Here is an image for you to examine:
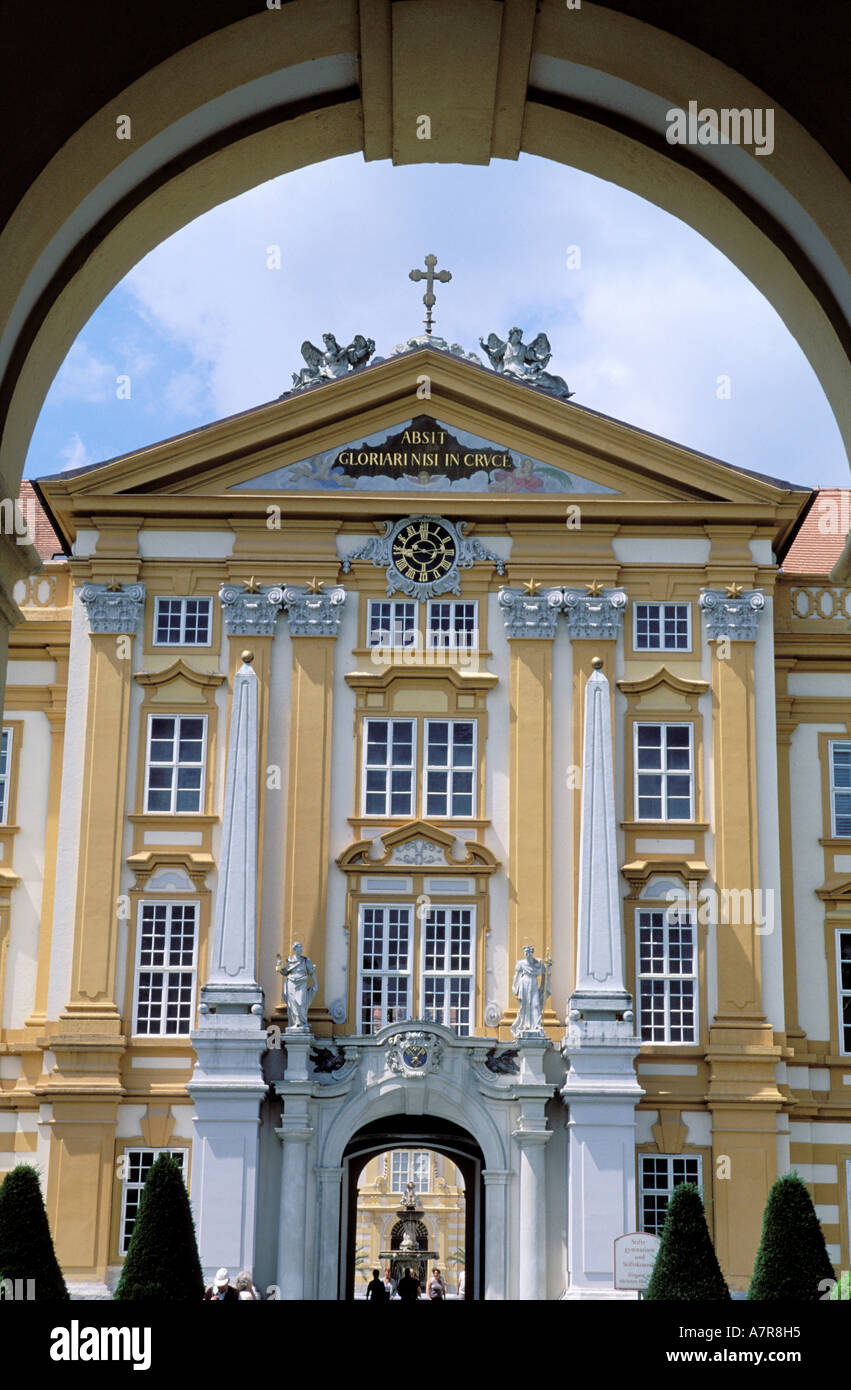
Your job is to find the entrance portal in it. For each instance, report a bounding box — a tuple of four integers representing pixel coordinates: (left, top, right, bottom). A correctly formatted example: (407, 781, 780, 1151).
(343, 1116, 484, 1300)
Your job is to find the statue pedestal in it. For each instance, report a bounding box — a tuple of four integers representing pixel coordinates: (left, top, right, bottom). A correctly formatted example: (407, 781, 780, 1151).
(274, 1031, 316, 1299)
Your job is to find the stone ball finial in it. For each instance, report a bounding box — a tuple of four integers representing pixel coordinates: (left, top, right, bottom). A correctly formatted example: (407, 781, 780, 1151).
(591, 656, 604, 670)
(241, 649, 255, 665)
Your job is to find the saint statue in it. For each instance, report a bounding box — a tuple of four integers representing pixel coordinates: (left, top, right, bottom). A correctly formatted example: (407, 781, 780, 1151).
(403, 1180, 417, 1210)
(276, 942, 318, 1031)
(510, 945, 552, 1037)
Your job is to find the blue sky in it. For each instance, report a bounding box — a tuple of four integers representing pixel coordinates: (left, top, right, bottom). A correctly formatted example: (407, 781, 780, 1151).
(25, 152, 847, 488)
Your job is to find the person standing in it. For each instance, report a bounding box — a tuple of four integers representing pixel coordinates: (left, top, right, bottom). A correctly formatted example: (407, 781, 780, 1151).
(204, 1268, 239, 1301)
(396, 1267, 421, 1302)
(427, 1267, 446, 1301)
(365, 1268, 388, 1302)
(235, 1270, 260, 1300)
(382, 1266, 397, 1300)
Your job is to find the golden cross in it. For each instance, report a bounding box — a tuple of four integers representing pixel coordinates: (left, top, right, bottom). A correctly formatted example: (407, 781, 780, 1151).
(306, 577, 325, 594)
(585, 580, 605, 597)
(523, 577, 542, 595)
(243, 576, 261, 593)
(725, 582, 745, 598)
(409, 253, 452, 336)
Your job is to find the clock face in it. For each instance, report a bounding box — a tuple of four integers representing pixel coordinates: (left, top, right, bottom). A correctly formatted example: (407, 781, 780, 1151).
(391, 519, 457, 587)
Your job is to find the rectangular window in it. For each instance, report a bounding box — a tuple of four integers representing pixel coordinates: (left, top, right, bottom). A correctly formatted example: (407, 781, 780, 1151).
(635, 723, 693, 821)
(363, 719, 416, 816)
(424, 720, 476, 817)
(145, 715, 206, 814)
(120, 1148, 187, 1254)
(637, 909, 697, 1043)
(422, 906, 474, 1036)
(153, 597, 212, 646)
(634, 602, 691, 652)
(639, 1154, 702, 1235)
(830, 742, 851, 837)
(0, 727, 12, 825)
(133, 901, 198, 1035)
(427, 601, 478, 651)
(368, 600, 417, 649)
(837, 932, 851, 1055)
(390, 1150, 431, 1195)
(358, 904, 413, 1034)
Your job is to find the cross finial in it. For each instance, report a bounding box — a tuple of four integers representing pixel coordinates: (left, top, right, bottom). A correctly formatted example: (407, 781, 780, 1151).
(409, 253, 452, 336)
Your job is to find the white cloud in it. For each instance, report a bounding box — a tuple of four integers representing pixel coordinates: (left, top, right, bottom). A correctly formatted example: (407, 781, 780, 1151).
(51, 342, 115, 404)
(59, 433, 94, 472)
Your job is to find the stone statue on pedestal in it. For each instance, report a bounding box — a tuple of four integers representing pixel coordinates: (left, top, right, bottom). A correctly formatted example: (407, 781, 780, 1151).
(510, 945, 552, 1037)
(276, 943, 318, 1030)
(479, 327, 574, 400)
(290, 333, 375, 390)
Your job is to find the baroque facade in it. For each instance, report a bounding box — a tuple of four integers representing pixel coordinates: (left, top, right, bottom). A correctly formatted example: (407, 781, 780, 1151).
(2, 346, 850, 1298)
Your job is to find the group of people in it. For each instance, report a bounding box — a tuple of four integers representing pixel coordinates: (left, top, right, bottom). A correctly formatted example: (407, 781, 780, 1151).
(203, 1268, 262, 1301)
(365, 1266, 464, 1301)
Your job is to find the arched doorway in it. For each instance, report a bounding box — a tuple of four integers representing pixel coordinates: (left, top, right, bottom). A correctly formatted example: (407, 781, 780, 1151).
(342, 1116, 484, 1301)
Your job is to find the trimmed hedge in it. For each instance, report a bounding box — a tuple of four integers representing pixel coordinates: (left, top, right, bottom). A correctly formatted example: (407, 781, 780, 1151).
(0, 1164, 69, 1301)
(114, 1154, 204, 1301)
(644, 1183, 730, 1301)
(748, 1172, 834, 1301)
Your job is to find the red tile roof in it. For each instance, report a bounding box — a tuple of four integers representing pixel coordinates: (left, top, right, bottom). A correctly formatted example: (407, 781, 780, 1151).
(782, 489, 851, 575)
(19, 482, 65, 561)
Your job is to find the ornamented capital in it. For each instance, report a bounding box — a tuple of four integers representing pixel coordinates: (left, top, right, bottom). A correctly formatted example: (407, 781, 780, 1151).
(561, 588, 627, 641)
(80, 581, 146, 634)
(498, 586, 562, 639)
(281, 585, 346, 637)
(218, 583, 283, 637)
(698, 588, 765, 641)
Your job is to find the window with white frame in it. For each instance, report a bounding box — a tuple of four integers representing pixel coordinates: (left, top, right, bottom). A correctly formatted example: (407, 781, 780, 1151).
(637, 909, 697, 1043)
(0, 727, 12, 824)
(359, 905, 413, 1033)
(830, 742, 851, 837)
(363, 719, 416, 816)
(368, 600, 417, 649)
(119, 1148, 187, 1254)
(635, 723, 693, 820)
(390, 1150, 431, 1195)
(422, 906, 474, 1034)
(145, 715, 206, 814)
(133, 901, 199, 1035)
(427, 601, 478, 651)
(424, 720, 476, 817)
(153, 597, 212, 646)
(634, 602, 691, 652)
(639, 1154, 702, 1235)
(837, 931, 851, 1055)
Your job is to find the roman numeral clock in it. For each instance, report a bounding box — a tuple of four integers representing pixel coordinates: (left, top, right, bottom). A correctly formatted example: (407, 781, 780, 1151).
(342, 514, 505, 598)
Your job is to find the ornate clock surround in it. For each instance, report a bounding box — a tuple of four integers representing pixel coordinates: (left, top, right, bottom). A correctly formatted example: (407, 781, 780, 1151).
(341, 513, 505, 599)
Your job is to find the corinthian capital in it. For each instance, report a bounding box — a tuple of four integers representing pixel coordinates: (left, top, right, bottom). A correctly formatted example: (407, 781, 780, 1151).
(498, 587, 562, 639)
(561, 589, 627, 641)
(80, 581, 146, 634)
(281, 585, 347, 637)
(218, 583, 283, 637)
(698, 588, 765, 642)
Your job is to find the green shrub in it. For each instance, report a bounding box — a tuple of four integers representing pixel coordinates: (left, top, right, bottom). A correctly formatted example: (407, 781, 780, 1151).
(644, 1183, 729, 1301)
(0, 1164, 69, 1301)
(114, 1154, 204, 1301)
(749, 1172, 834, 1301)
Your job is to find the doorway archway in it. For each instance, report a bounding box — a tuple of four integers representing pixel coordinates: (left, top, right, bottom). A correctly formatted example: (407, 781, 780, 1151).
(342, 1116, 485, 1301)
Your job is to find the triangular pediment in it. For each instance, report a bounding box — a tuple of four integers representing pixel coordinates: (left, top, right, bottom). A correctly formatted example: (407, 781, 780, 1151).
(37, 347, 810, 549)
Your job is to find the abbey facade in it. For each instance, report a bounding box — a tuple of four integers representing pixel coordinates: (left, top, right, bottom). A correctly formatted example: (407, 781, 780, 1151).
(2, 345, 849, 1298)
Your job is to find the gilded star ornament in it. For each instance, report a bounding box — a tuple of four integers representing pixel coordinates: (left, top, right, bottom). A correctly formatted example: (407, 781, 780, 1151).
(306, 577, 325, 595)
(725, 582, 745, 598)
(523, 577, 542, 595)
(243, 576, 261, 594)
(585, 580, 605, 597)
(105, 577, 122, 592)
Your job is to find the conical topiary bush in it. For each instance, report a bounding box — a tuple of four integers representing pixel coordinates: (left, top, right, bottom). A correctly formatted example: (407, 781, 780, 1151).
(748, 1172, 834, 1301)
(644, 1182, 730, 1300)
(114, 1154, 204, 1301)
(0, 1164, 69, 1300)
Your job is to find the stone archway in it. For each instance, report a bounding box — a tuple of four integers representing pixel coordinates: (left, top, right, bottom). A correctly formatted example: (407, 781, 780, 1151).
(342, 1116, 484, 1301)
(1, 2, 848, 632)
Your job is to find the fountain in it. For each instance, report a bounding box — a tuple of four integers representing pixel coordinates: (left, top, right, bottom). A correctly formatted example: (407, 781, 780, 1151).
(379, 1181, 438, 1288)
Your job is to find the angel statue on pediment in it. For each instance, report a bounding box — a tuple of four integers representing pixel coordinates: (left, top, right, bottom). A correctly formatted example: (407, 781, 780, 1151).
(289, 332, 376, 391)
(479, 327, 574, 401)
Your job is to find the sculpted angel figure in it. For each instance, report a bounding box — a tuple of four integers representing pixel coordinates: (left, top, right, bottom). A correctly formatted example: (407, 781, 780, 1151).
(290, 332, 376, 389)
(276, 942, 318, 1031)
(479, 327, 574, 401)
(510, 945, 552, 1037)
